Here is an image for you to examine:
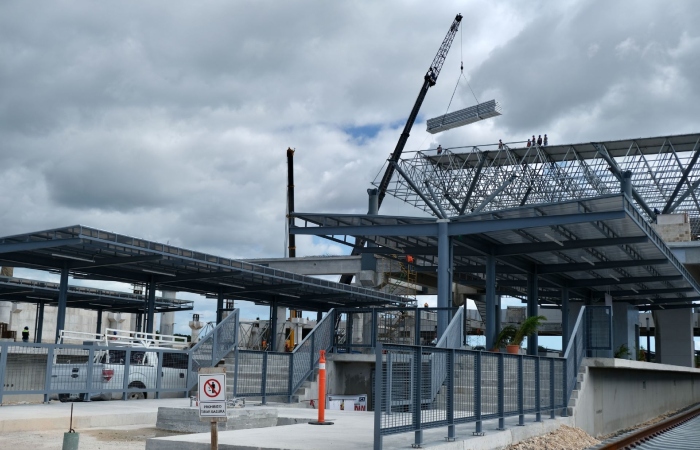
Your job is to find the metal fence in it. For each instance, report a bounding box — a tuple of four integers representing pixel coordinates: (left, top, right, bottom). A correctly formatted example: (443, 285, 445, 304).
(374, 305, 611, 449)
(189, 309, 239, 389)
(231, 308, 335, 403)
(334, 307, 459, 352)
(0, 342, 190, 404)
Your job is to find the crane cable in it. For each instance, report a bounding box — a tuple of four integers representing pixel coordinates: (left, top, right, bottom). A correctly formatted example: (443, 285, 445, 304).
(440, 24, 480, 126)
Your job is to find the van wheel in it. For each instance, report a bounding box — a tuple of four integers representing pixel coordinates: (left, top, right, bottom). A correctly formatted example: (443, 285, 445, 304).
(127, 382, 147, 400)
(58, 394, 69, 402)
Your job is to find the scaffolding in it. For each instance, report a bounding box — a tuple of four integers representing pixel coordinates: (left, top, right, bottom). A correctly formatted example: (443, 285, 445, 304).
(374, 133, 700, 234)
(381, 255, 418, 304)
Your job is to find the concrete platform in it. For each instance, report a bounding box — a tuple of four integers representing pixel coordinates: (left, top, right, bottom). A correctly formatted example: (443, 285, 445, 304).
(0, 398, 185, 433)
(146, 409, 573, 450)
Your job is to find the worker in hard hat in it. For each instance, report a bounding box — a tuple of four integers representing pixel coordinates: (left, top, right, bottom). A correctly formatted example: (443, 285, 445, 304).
(22, 326, 30, 342)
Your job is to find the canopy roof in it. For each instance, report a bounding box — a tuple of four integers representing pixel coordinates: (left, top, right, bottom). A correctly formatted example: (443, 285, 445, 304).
(0, 225, 409, 311)
(291, 194, 700, 310)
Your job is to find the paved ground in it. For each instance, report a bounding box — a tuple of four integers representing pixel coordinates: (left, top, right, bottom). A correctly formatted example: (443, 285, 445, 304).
(0, 398, 574, 450)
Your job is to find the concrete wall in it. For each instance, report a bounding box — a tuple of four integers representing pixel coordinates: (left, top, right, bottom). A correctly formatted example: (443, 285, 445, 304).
(326, 355, 375, 409)
(574, 359, 700, 437)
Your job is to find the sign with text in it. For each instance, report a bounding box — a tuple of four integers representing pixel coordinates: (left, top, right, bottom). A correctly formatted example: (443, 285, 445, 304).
(198, 367, 227, 421)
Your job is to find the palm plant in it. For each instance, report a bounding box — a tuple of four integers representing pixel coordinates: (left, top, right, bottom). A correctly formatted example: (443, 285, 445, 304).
(493, 325, 517, 350)
(511, 315, 547, 347)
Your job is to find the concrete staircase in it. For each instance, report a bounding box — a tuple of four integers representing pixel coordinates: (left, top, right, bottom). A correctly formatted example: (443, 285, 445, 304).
(565, 364, 588, 417)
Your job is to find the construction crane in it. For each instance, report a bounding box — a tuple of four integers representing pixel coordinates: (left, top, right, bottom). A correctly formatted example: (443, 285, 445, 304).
(340, 13, 463, 285)
(376, 13, 463, 207)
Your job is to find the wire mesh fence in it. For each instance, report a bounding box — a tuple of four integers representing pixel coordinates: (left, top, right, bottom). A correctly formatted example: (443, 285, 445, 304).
(375, 305, 612, 449)
(0, 342, 191, 404)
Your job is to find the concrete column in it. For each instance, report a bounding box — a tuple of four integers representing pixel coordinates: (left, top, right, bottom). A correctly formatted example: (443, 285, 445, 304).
(160, 290, 176, 335)
(654, 308, 694, 367)
(0, 301, 11, 325)
(437, 219, 452, 339)
(612, 302, 637, 360)
(55, 262, 69, 342)
(485, 255, 496, 350)
(526, 271, 539, 355)
(146, 277, 156, 334)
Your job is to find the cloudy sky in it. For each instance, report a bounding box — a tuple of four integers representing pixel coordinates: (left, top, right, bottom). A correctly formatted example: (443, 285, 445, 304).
(1, 1, 699, 334)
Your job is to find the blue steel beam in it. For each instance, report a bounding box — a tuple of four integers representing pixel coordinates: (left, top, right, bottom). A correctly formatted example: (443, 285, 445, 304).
(0, 238, 83, 254)
(567, 275, 683, 288)
(538, 258, 669, 274)
(290, 210, 627, 238)
(72, 254, 164, 269)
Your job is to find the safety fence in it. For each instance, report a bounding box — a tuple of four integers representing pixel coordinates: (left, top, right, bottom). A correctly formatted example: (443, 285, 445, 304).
(231, 308, 335, 403)
(334, 307, 459, 351)
(0, 342, 190, 404)
(188, 309, 239, 390)
(373, 306, 611, 449)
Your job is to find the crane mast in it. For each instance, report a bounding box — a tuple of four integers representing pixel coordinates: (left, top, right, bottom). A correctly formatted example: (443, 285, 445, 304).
(376, 13, 463, 207)
(339, 14, 462, 286)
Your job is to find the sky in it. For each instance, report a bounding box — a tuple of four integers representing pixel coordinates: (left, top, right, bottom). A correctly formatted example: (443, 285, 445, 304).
(1, 0, 700, 336)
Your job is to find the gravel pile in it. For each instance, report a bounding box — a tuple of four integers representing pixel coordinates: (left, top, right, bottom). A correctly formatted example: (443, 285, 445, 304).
(505, 425, 600, 450)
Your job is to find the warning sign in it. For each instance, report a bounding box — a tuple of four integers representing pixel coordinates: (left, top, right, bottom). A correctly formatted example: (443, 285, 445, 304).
(198, 372, 226, 402)
(200, 400, 227, 417)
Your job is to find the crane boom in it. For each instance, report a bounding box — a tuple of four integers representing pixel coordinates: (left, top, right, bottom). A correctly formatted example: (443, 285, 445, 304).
(376, 13, 463, 207)
(338, 14, 462, 286)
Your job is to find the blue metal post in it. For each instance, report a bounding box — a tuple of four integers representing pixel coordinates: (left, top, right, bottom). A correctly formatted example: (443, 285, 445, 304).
(261, 352, 268, 405)
(561, 287, 570, 352)
(518, 356, 524, 426)
(485, 254, 496, 350)
(497, 353, 505, 430)
(414, 307, 421, 346)
(0, 343, 6, 404)
(413, 346, 423, 447)
(146, 276, 156, 334)
(155, 348, 163, 400)
(216, 288, 224, 324)
(43, 346, 54, 403)
(549, 359, 556, 419)
(437, 219, 451, 339)
(535, 357, 541, 422)
(374, 343, 383, 450)
(474, 351, 483, 435)
(527, 271, 539, 356)
(447, 349, 456, 440)
(562, 357, 569, 417)
(270, 301, 278, 352)
(85, 346, 95, 402)
(55, 263, 69, 343)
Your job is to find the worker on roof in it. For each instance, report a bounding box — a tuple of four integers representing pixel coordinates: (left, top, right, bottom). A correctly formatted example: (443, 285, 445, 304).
(544, 134, 548, 146)
(498, 139, 504, 149)
(527, 139, 531, 148)
(537, 135, 543, 146)
(437, 145, 443, 155)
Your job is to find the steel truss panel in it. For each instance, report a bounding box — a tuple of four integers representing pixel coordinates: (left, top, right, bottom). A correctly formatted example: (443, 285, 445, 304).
(426, 100, 502, 134)
(376, 133, 700, 235)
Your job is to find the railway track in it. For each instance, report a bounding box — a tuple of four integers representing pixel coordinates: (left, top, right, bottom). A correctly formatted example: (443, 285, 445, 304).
(593, 404, 700, 449)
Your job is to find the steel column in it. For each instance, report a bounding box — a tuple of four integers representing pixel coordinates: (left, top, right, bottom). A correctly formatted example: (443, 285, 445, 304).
(527, 271, 539, 356)
(216, 288, 224, 324)
(437, 219, 451, 338)
(55, 262, 69, 343)
(95, 308, 103, 335)
(36, 302, 45, 343)
(146, 276, 156, 334)
(561, 287, 570, 351)
(270, 301, 278, 352)
(485, 254, 497, 350)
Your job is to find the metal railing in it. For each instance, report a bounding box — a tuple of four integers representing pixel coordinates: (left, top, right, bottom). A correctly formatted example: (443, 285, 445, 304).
(374, 306, 611, 449)
(188, 309, 239, 390)
(334, 307, 459, 351)
(232, 309, 335, 403)
(0, 342, 190, 404)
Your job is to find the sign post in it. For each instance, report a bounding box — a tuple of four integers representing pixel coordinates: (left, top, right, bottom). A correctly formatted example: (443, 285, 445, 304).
(198, 367, 227, 450)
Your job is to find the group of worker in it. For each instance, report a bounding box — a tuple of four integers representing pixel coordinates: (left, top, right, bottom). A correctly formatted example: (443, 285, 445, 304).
(527, 134, 548, 147)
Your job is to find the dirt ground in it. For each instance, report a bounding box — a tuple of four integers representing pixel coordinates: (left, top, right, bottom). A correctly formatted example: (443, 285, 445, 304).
(0, 424, 183, 450)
